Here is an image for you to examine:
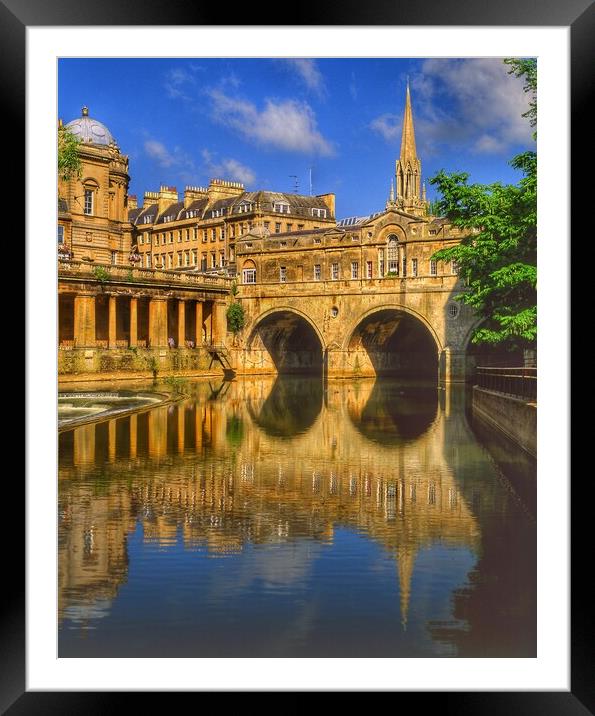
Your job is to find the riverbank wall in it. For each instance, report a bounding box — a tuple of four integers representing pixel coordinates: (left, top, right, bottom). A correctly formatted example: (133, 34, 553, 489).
(471, 386, 536, 458)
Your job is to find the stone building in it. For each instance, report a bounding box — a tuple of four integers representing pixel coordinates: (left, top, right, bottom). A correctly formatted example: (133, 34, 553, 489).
(234, 85, 476, 381)
(129, 181, 336, 273)
(58, 106, 134, 266)
(57, 87, 480, 382)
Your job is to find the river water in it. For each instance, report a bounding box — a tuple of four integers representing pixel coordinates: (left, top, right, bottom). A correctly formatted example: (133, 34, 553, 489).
(58, 376, 536, 657)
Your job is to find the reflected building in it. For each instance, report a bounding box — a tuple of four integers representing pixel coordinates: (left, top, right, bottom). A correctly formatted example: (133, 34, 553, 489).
(57, 377, 518, 633)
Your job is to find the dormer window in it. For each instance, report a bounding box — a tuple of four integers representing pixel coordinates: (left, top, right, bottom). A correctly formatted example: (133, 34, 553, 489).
(311, 208, 327, 218)
(237, 202, 253, 214)
(142, 215, 152, 224)
(273, 202, 290, 214)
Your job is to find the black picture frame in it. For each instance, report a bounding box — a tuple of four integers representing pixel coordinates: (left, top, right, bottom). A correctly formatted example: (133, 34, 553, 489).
(11, 0, 587, 709)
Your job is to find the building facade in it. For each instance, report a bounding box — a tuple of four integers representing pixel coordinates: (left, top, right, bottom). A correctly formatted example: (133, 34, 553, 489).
(58, 88, 478, 381)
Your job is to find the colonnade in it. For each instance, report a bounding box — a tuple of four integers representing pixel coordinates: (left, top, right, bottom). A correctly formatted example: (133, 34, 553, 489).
(59, 292, 228, 349)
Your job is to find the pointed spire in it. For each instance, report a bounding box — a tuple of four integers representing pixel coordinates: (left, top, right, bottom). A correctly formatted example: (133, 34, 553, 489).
(397, 546, 416, 630)
(390, 178, 394, 202)
(422, 181, 427, 201)
(399, 81, 417, 163)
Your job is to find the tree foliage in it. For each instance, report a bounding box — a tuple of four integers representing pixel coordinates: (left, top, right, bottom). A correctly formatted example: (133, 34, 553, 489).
(430, 58, 537, 350)
(58, 125, 82, 182)
(226, 301, 246, 335)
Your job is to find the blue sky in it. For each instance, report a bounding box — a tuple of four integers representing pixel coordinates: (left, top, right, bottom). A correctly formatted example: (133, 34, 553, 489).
(58, 58, 535, 218)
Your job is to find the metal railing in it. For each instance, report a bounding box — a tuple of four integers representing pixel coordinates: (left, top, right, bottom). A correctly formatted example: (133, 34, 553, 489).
(476, 366, 537, 401)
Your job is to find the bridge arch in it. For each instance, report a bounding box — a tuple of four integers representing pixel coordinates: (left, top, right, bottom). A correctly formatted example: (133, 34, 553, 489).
(246, 306, 325, 375)
(343, 304, 442, 379)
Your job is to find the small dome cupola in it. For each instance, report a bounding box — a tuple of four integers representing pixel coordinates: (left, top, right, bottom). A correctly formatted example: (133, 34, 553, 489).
(64, 106, 115, 146)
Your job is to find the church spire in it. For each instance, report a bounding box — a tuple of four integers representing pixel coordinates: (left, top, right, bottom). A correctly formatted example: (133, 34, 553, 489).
(394, 82, 427, 216)
(399, 80, 418, 163)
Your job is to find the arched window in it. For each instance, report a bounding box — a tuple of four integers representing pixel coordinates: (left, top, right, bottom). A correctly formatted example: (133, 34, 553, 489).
(387, 234, 399, 274)
(242, 259, 256, 284)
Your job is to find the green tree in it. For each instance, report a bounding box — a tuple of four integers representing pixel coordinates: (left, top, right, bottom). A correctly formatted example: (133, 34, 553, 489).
(58, 124, 82, 182)
(226, 301, 246, 338)
(430, 58, 537, 350)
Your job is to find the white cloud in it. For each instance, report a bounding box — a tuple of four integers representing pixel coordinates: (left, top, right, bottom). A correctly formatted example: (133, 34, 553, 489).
(370, 113, 402, 142)
(370, 59, 534, 156)
(143, 138, 196, 183)
(163, 68, 195, 100)
(144, 139, 177, 168)
(207, 89, 335, 157)
(201, 149, 256, 185)
(280, 59, 326, 97)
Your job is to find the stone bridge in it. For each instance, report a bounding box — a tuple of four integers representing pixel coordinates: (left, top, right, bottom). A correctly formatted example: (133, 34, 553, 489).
(231, 273, 478, 383)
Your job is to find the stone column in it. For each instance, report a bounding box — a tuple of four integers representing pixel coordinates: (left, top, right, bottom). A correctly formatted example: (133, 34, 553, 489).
(108, 295, 117, 348)
(73, 293, 96, 348)
(148, 297, 168, 348)
(129, 297, 138, 348)
(195, 301, 203, 346)
(177, 298, 186, 348)
(440, 348, 467, 384)
(211, 301, 227, 345)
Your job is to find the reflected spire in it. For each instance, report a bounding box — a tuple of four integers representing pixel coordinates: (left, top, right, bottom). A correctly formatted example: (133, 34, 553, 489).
(397, 546, 416, 630)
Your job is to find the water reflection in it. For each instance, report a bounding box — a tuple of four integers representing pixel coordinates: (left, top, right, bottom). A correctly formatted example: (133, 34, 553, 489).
(58, 376, 535, 657)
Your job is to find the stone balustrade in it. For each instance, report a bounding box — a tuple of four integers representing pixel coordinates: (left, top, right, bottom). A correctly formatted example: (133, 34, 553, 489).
(58, 259, 232, 291)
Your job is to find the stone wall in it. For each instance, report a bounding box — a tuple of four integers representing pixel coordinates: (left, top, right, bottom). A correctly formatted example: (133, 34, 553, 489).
(471, 386, 536, 458)
(58, 347, 223, 378)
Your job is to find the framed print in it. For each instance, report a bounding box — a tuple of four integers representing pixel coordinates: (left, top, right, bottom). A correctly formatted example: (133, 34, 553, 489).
(9, 0, 587, 709)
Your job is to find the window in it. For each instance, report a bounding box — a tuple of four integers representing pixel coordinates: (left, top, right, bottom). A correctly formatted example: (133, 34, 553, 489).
(184, 251, 190, 266)
(452, 260, 459, 275)
(191, 250, 197, 265)
(221, 227, 225, 241)
(351, 235, 359, 241)
(57, 225, 64, 244)
(448, 303, 460, 318)
(111, 251, 118, 265)
(366, 261, 373, 279)
(273, 202, 290, 213)
(411, 258, 418, 276)
(314, 237, 321, 244)
(142, 215, 152, 225)
(83, 189, 93, 215)
(311, 208, 327, 218)
(314, 264, 321, 281)
(168, 253, 173, 268)
(264, 221, 270, 231)
(387, 235, 399, 273)
(193, 228, 198, 240)
(154, 235, 159, 246)
(331, 262, 339, 280)
(177, 231, 182, 242)
(202, 230, 207, 243)
(161, 234, 166, 245)
(219, 251, 225, 267)
(275, 222, 281, 233)
(145, 254, 151, 268)
(138, 234, 143, 246)
(243, 268, 256, 284)
(169, 232, 173, 244)
(402, 257, 407, 277)
(211, 253, 216, 268)
(430, 259, 437, 276)
(186, 229, 190, 241)
(351, 261, 359, 279)
(177, 252, 182, 267)
(429, 229, 437, 235)
(279, 266, 287, 283)
(379, 258, 385, 276)
(280, 241, 287, 247)
(297, 224, 304, 231)
(245, 242, 252, 249)
(237, 202, 253, 214)
(286, 223, 293, 232)
(230, 225, 235, 238)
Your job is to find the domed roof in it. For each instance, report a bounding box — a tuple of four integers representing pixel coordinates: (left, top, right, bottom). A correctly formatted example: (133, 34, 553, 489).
(64, 106, 115, 146)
